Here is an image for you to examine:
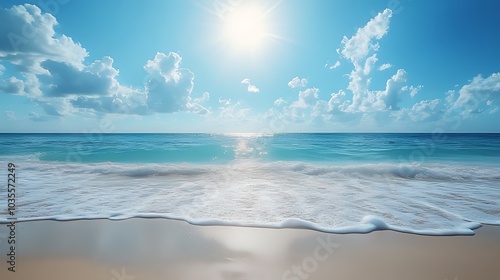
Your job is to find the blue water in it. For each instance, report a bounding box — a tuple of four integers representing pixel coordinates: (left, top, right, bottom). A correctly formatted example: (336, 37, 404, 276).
(0, 133, 499, 235)
(1, 133, 499, 164)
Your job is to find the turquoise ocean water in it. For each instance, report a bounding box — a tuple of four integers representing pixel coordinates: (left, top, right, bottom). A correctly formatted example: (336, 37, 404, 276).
(0, 133, 499, 235)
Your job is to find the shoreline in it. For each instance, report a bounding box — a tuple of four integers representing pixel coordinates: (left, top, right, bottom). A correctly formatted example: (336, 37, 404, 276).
(0, 215, 484, 236)
(1, 218, 499, 280)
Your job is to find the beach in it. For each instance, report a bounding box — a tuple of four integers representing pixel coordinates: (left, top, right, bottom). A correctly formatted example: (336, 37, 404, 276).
(1, 219, 500, 280)
(1, 0, 500, 278)
(1, 133, 499, 279)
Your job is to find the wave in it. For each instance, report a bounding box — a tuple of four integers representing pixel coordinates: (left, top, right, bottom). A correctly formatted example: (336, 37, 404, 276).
(80, 160, 500, 182)
(0, 214, 483, 236)
(0, 158, 499, 236)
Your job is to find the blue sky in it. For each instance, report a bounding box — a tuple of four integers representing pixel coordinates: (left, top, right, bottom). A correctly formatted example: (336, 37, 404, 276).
(1, 0, 499, 133)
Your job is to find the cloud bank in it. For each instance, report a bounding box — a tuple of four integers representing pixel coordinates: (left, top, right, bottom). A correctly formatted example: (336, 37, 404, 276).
(0, 4, 208, 119)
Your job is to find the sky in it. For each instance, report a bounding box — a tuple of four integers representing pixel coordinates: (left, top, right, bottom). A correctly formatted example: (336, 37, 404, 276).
(0, 0, 499, 133)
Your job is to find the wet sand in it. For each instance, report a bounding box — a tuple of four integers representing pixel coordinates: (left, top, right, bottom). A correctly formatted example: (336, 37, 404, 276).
(1, 218, 499, 280)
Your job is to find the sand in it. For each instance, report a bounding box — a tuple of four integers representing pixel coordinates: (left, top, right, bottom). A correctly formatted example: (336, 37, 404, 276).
(1, 218, 499, 280)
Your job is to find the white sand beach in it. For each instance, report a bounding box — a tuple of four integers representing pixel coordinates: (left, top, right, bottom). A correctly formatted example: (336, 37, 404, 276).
(1, 219, 499, 280)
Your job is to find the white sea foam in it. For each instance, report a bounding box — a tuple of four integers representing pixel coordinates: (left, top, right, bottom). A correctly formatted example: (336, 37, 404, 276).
(0, 158, 499, 235)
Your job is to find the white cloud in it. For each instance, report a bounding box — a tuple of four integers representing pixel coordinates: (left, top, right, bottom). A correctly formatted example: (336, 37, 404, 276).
(0, 64, 4, 76)
(343, 68, 409, 113)
(0, 4, 87, 74)
(0, 3, 205, 118)
(378, 63, 392, 71)
(187, 102, 210, 115)
(241, 78, 260, 93)
(327, 90, 347, 110)
(363, 54, 378, 75)
(194, 91, 210, 103)
(0, 4, 216, 120)
(336, 9, 419, 113)
(42, 56, 119, 97)
(23, 73, 42, 97)
(0, 76, 25, 94)
(70, 87, 148, 115)
(277, 87, 320, 122)
(38, 97, 74, 116)
(340, 9, 395, 112)
(377, 69, 408, 110)
(294, 88, 319, 108)
(341, 9, 392, 65)
(263, 9, 430, 129)
(329, 61, 341, 69)
(0, 72, 42, 98)
(266, 9, 419, 126)
(219, 99, 250, 120)
(487, 100, 493, 106)
(450, 72, 500, 117)
(57, 52, 198, 116)
(143, 52, 195, 113)
(274, 97, 287, 106)
(408, 99, 443, 122)
(68, 52, 194, 116)
(288, 77, 308, 89)
(445, 90, 456, 105)
(189, 91, 211, 115)
(403, 85, 423, 98)
(218, 98, 231, 105)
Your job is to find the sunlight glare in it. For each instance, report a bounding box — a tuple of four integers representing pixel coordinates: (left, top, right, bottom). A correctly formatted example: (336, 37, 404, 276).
(223, 5, 268, 51)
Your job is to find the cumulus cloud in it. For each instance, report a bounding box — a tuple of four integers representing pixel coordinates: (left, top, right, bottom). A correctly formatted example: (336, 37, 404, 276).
(70, 88, 148, 115)
(340, 9, 399, 112)
(448, 72, 500, 117)
(403, 85, 423, 98)
(274, 97, 287, 106)
(392, 72, 500, 124)
(0, 4, 87, 74)
(144, 52, 195, 113)
(219, 99, 250, 119)
(0, 4, 207, 119)
(241, 78, 260, 93)
(58, 52, 199, 116)
(293, 88, 319, 108)
(266, 9, 425, 127)
(0, 72, 42, 98)
(341, 9, 392, 65)
(0, 76, 25, 94)
(327, 90, 347, 110)
(42, 56, 119, 97)
(378, 63, 392, 71)
(288, 77, 308, 89)
(277, 87, 320, 122)
(377, 69, 407, 110)
(334, 9, 421, 114)
(408, 99, 443, 121)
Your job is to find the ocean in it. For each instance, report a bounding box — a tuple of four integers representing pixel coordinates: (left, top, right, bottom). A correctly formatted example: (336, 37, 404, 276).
(1, 133, 499, 235)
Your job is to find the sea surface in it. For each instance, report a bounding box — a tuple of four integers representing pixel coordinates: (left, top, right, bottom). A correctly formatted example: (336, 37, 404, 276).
(0, 133, 499, 235)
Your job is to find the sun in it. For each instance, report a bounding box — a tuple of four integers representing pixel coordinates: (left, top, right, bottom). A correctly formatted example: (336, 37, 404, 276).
(223, 5, 269, 51)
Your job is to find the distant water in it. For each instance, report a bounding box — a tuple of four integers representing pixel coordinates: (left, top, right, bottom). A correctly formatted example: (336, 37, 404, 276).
(0, 133, 499, 235)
